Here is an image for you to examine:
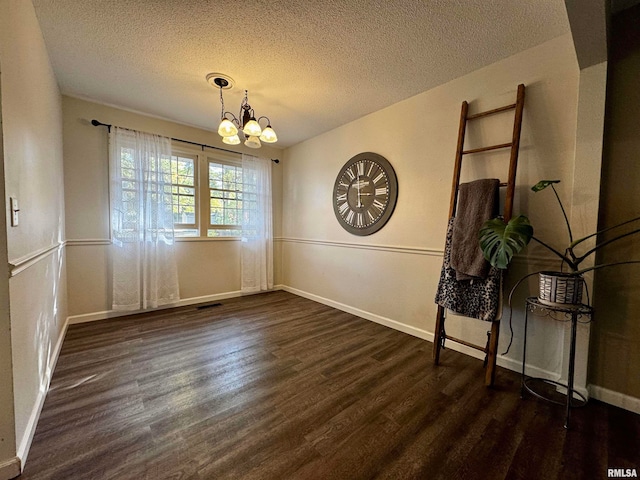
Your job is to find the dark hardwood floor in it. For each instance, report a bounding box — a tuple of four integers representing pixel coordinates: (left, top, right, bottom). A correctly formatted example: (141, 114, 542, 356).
(19, 291, 639, 479)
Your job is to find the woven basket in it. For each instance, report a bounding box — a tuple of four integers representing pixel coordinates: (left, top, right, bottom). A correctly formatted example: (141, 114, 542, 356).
(538, 272, 583, 307)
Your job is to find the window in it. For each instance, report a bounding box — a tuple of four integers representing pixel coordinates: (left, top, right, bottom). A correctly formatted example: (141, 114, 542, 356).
(167, 146, 245, 238)
(208, 160, 243, 237)
(170, 153, 197, 237)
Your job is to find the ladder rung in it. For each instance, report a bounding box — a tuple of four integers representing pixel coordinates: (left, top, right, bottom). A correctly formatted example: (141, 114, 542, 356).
(456, 181, 508, 192)
(444, 334, 487, 352)
(462, 142, 512, 155)
(467, 103, 517, 120)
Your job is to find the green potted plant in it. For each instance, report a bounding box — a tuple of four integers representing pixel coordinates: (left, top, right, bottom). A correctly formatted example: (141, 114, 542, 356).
(479, 180, 640, 306)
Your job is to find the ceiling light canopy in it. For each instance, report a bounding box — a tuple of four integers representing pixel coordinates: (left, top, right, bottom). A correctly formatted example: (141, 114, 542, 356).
(207, 73, 278, 149)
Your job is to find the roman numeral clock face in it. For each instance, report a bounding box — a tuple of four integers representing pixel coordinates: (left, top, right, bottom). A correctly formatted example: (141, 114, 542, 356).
(332, 152, 398, 236)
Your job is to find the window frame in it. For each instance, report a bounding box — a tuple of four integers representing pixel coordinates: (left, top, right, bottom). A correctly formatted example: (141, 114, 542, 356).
(170, 151, 199, 236)
(204, 156, 244, 237)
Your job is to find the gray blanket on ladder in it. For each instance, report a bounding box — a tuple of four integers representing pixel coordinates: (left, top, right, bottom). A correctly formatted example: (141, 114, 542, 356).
(435, 218, 502, 322)
(451, 179, 499, 280)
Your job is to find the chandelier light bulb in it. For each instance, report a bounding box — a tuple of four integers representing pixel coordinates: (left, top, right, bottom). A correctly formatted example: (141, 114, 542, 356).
(243, 118, 262, 137)
(218, 118, 238, 137)
(259, 126, 278, 143)
(222, 134, 241, 145)
(244, 136, 262, 149)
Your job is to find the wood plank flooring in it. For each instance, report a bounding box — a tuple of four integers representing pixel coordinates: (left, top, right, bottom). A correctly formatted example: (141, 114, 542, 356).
(19, 291, 640, 479)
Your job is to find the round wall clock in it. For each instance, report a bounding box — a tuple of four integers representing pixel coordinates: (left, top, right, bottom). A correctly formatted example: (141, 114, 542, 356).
(332, 152, 398, 236)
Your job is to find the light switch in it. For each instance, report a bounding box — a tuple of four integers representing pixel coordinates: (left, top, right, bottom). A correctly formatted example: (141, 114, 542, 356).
(10, 197, 19, 227)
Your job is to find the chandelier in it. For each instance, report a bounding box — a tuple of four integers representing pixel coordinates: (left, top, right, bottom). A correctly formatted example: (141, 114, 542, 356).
(207, 73, 278, 149)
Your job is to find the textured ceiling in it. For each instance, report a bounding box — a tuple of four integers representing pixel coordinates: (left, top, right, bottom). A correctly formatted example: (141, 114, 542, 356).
(32, 0, 570, 148)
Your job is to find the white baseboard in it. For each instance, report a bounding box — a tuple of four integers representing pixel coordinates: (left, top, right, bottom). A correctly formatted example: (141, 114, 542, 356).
(0, 457, 20, 480)
(173, 290, 245, 306)
(16, 315, 70, 470)
(67, 290, 245, 324)
(589, 385, 640, 414)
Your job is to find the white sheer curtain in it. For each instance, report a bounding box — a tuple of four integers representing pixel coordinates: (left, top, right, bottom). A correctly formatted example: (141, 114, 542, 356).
(241, 154, 273, 292)
(109, 126, 180, 310)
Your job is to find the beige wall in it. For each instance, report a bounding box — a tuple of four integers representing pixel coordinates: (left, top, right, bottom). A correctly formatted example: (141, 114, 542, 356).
(0, 54, 16, 477)
(281, 34, 584, 385)
(591, 5, 640, 402)
(62, 96, 283, 318)
(0, 0, 68, 475)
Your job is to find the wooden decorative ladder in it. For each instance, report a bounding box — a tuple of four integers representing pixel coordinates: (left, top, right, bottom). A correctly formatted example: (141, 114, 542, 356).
(432, 84, 526, 386)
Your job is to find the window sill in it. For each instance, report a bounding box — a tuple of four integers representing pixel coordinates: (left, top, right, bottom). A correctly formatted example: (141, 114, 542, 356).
(175, 236, 241, 242)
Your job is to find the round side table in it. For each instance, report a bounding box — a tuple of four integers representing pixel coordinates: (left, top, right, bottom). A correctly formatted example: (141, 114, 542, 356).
(521, 297, 593, 429)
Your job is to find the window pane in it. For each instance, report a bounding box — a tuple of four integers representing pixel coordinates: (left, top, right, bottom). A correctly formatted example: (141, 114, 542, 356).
(210, 207, 223, 224)
(122, 167, 135, 179)
(209, 163, 223, 189)
(208, 228, 242, 237)
(222, 164, 238, 191)
(171, 156, 195, 186)
(121, 149, 135, 169)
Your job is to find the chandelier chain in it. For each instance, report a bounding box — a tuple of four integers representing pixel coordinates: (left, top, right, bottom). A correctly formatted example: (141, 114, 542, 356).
(219, 87, 225, 120)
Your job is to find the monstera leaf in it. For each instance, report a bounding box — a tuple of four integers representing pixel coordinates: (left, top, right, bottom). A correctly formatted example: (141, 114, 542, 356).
(531, 179, 560, 192)
(479, 215, 534, 269)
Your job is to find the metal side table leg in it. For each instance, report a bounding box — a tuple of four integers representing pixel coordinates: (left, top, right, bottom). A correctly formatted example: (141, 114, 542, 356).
(521, 306, 530, 398)
(565, 310, 579, 429)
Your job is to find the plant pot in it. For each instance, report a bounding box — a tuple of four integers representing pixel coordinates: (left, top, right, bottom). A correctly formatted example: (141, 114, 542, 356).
(538, 271, 584, 307)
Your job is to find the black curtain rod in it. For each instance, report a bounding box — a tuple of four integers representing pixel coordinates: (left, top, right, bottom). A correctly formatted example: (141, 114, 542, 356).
(91, 119, 280, 164)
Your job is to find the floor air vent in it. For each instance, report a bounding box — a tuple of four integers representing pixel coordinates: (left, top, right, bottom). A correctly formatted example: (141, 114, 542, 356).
(196, 302, 222, 310)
